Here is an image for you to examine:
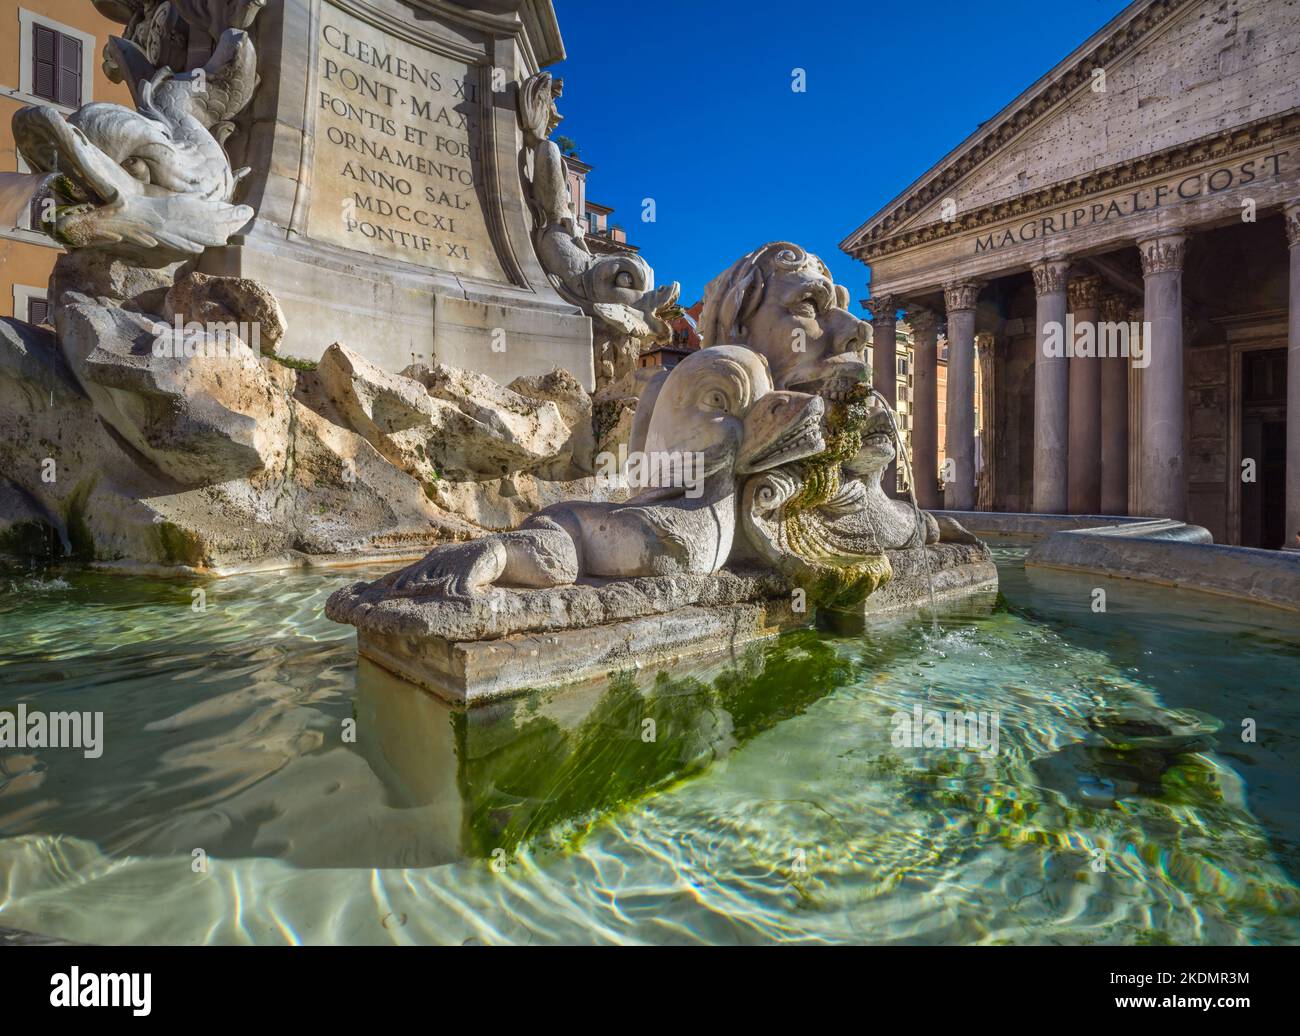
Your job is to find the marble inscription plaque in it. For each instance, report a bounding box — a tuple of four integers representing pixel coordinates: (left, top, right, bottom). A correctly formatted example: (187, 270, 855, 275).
(307, 4, 507, 281)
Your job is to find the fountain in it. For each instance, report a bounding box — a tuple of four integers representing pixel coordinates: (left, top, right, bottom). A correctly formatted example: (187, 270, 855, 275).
(0, 0, 1297, 954)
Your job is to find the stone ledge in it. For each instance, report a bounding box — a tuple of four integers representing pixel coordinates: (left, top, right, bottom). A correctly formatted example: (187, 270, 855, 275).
(329, 541, 999, 703)
(861, 542, 998, 615)
(1028, 525, 1300, 614)
(933, 510, 1213, 543)
(326, 564, 796, 643)
(357, 597, 805, 706)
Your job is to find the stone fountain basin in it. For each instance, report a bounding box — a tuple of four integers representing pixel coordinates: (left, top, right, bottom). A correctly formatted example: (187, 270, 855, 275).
(326, 542, 998, 705)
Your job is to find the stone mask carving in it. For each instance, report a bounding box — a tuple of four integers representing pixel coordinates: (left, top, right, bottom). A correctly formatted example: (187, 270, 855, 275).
(687, 242, 979, 605)
(698, 241, 870, 396)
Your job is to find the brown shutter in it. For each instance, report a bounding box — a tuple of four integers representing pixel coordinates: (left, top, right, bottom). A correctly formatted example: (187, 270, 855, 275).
(31, 26, 82, 106)
(32, 24, 57, 101)
(28, 297, 51, 326)
(56, 33, 82, 107)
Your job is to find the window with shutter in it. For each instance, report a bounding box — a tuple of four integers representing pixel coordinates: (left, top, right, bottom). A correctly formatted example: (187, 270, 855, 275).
(57, 35, 82, 107)
(31, 24, 83, 108)
(28, 297, 51, 326)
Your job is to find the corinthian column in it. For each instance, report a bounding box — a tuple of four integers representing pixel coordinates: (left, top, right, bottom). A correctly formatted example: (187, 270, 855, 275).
(943, 280, 982, 511)
(1099, 294, 1131, 515)
(1067, 275, 1103, 513)
(976, 331, 996, 511)
(1136, 233, 1187, 521)
(1032, 257, 1070, 513)
(1286, 203, 1300, 550)
(908, 306, 941, 509)
(867, 293, 900, 495)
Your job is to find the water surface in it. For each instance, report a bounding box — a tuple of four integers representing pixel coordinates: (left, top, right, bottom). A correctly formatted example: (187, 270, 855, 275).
(1, 550, 1297, 944)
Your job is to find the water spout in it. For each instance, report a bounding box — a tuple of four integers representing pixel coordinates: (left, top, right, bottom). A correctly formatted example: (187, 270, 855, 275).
(869, 388, 938, 630)
(0, 172, 49, 230)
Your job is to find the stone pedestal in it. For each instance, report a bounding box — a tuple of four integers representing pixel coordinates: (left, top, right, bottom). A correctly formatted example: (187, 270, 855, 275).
(1136, 234, 1188, 521)
(943, 281, 981, 511)
(352, 636, 853, 860)
(328, 566, 805, 704)
(1032, 258, 1070, 513)
(852, 542, 997, 619)
(328, 543, 999, 703)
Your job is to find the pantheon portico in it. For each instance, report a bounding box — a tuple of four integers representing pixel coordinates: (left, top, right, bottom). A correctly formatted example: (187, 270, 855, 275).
(842, 0, 1299, 548)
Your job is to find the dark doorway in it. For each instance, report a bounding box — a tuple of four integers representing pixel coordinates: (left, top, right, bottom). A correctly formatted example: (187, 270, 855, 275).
(1239, 348, 1287, 549)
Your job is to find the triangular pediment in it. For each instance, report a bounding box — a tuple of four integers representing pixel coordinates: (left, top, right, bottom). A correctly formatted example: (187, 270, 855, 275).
(841, 0, 1300, 259)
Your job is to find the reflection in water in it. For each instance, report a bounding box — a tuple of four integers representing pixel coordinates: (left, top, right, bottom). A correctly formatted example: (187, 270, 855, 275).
(0, 551, 1298, 945)
(356, 632, 854, 859)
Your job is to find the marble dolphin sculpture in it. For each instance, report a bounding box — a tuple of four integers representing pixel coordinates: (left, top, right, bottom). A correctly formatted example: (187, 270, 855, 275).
(13, 27, 257, 266)
(387, 346, 827, 598)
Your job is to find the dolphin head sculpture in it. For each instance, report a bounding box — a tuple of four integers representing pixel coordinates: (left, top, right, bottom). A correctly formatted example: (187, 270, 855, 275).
(642, 345, 826, 486)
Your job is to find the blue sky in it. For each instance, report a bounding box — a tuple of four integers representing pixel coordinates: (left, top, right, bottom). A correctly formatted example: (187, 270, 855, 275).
(551, 0, 1132, 313)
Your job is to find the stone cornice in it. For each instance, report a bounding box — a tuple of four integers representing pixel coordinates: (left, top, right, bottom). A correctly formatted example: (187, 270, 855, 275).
(845, 108, 1300, 264)
(1138, 233, 1187, 275)
(841, 0, 1198, 258)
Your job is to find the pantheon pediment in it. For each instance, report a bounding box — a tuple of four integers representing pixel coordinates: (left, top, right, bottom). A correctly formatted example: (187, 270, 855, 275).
(843, 0, 1300, 269)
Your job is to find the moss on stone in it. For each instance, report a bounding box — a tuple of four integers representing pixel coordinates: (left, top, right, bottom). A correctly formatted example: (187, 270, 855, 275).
(0, 519, 60, 560)
(269, 354, 318, 371)
(63, 480, 96, 561)
(154, 521, 205, 567)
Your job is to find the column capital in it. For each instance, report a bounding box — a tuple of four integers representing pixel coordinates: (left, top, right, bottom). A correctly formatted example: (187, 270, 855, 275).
(1137, 233, 1187, 275)
(1099, 293, 1130, 323)
(943, 280, 983, 313)
(974, 331, 995, 355)
(1067, 275, 1104, 311)
(1285, 202, 1300, 248)
(1031, 257, 1070, 296)
(906, 306, 941, 337)
(865, 294, 900, 324)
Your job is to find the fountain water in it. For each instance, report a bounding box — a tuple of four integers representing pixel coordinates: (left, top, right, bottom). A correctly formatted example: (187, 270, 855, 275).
(0, 172, 48, 230)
